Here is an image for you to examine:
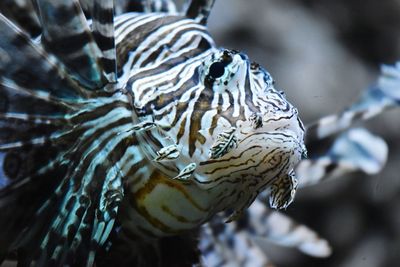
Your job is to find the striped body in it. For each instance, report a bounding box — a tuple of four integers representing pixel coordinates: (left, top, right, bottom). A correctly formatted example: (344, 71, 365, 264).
(108, 12, 306, 237)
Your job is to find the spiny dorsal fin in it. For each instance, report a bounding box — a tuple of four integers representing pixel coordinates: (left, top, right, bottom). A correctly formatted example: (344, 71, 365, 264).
(185, 0, 215, 24)
(34, 0, 108, 89)
(143, 0, 177, 13)
(0, 13, 86, 99)
(91, 0, 117, 83)
(98, 0, 177, 14)
(0, 0, 41, 37)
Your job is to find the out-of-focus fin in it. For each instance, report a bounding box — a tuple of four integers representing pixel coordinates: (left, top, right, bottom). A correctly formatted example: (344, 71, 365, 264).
(0, 0, 41, 37)
(200, 197, 331, 267)
(185, 0, 215, 24)
(199, 219, 274, 267)
(97, 0, 177, 14)
(306, 62, 400, 143)
(247, 200, 332, 258)
(144, 0, 177, 13)
(34, 0, 108, 89)
(0, 13, 86, 99)
(297, 128, 388, 188)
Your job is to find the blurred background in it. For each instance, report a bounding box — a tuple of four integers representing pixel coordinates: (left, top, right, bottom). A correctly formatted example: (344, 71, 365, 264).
(208, 0, 400, 266)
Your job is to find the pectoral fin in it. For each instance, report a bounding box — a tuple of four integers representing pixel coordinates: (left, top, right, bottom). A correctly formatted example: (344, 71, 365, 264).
(269, 170, 298, 209)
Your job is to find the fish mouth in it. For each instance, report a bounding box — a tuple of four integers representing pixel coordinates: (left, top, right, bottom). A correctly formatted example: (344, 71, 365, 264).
(192, 130, 304, 216)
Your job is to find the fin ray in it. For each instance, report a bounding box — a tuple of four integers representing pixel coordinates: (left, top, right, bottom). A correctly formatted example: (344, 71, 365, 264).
(34, 0, 108, 89)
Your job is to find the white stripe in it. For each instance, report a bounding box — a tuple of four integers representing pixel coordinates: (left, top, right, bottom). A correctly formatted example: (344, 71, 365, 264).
(115, 14, 166, 44)
(134, 21, 206, 66)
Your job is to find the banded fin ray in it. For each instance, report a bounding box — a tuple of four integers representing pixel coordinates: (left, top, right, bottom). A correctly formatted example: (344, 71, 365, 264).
(200, 218, 273, 267)
(0, 11, 80, 191)
(142, 0, 178, 13)
(200, 199, 331, 266)
(0, 0, 41, 37)
(0, 96, 133, 266)
(0, 13, 86, 99)
(34, 0, 108, 89)
(299, 63, 399, 187)
(185, 0, 215, 24)
(91, 0, 117, 83)
(248, 200, 331, 258)
(0, 4, 133, 264)
(306, 62, 400, 143)
(84, 0, 177, 15)
(9, 100, 134, 266)
(297, 128, 388, 188)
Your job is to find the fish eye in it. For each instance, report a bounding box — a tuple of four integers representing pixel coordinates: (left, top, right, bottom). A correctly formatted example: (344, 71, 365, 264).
(208, 61, 225, 79)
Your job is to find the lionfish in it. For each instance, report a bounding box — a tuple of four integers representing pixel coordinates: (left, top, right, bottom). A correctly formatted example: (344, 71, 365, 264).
(0, 0, 399, 266)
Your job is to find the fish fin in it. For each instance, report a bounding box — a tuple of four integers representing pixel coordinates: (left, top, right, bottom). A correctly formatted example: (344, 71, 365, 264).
(0, 13, 87, 99)
(200, 199, 331, 266)
(0, 0, 41, 37)
(185, 0, 215, 24)
(269, 170, 298, 210)
(247, 200, 332, 258)
(297, 128, 388, 188)
(145, 0, 178, 13)
(104, 0, 177, 14)
(0, 97, 130, 266)
(31, 158, 125, 267)
(33, 0, 108, 89)
(306, 62, 400, 143)
(0, 15, 88, 261)
(200, 217, 273, 267)
(88, 175, 124, 266)
(3, 123, 134, 266)
(91, 0, 117, 83)
(0, 9, 133, 265)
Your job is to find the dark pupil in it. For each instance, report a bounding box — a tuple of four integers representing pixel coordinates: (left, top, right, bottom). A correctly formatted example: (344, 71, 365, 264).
(209, 62, 225, 78)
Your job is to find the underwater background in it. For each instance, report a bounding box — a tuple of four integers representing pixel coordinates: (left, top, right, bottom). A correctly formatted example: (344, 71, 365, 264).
(209, 0, 400, 266)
